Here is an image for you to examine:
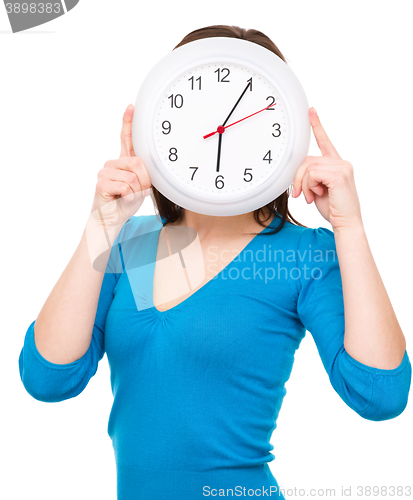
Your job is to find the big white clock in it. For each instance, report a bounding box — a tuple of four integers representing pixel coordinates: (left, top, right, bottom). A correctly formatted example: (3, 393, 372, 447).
(132, 37, 310, 216)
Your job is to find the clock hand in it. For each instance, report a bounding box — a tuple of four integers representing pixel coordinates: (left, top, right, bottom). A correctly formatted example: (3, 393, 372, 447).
(222, 79, 252, 127)
(216, 132, 223, 173)
(203, 101, 277, 139)
(213, 80, 253, 173)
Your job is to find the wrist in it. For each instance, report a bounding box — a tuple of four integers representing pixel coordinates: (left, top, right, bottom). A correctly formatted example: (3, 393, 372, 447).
(83, 216, 124, 272)
(332, 217, 365, 238)
(86, 211, 126, 233)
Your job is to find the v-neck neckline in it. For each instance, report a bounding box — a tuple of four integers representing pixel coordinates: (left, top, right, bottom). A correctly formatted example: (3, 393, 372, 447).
(149, 214, 280, 318)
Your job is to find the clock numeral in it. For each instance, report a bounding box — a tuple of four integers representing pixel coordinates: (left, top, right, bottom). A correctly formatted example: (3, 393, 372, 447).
(168, 94, 184, 108)
(272, 123, 281, 137)
(243, 168, 253, 182)
(169, 148, 178, 161)
(266, 96, 275, 110)
(215, 175, 225, 189)
(215, 67, 230, 83)
(263, 150, 273, 163)
(189, 167, 198, 180)
(162, 121, 171, 135)
(247, 77, 253, 91)
(188, 76, 202, 90)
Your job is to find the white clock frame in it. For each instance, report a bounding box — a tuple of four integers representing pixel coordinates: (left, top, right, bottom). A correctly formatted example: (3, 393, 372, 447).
(132, 37, 310, 216)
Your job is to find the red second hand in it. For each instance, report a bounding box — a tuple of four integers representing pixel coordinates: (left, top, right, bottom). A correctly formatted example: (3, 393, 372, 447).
(203, 102, 277, 139)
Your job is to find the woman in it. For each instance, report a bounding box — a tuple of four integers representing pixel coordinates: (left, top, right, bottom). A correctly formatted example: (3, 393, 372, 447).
(19, 25, 411, 500)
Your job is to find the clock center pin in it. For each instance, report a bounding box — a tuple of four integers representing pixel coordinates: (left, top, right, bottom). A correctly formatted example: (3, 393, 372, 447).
(217, 126, 225, 134)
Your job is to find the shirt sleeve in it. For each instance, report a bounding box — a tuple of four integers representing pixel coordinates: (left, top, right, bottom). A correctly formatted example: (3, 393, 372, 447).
(295, 226, 412, 421)
(18, 220, 130, 403)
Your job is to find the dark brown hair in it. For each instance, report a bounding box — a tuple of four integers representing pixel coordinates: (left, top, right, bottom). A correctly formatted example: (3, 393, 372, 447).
(150, 25, 306, 236)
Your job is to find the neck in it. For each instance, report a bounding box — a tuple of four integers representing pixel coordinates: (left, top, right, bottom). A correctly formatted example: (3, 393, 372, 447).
(173, 208, 274, 240)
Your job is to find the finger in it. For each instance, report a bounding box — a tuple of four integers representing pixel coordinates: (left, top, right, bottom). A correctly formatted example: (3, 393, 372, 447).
(120, 104, 135, 158)
(292, 156, 346, 198)
(306, 166, 326, 197)
(305, 169, 326, 199)
(312, 183, 325, 197)
(106, 156, 152, 193)
(100, 163, 142, 196)
(291, 155, 319, 198)
(97, 178, 134, 202)
(127, 157, 152, 193)
(301, 169, 315, 204)
(309, 107, 341, 159)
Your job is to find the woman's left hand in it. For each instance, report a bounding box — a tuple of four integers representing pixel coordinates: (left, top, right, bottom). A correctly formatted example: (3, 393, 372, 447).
(292, 107, 363, 230)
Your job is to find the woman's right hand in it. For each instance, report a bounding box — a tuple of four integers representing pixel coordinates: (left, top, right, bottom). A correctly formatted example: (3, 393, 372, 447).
(90, 104, 152, 228)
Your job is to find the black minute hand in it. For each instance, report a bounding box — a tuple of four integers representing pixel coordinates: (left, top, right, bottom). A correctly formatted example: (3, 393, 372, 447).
(216, 133, 223, 173)
(215, 80, 252, 173)
(222, 79, 252, 127)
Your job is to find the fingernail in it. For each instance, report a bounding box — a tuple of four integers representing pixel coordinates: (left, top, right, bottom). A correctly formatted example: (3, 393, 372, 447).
(127, 104, 134, 110)
(311, 107, 317, 116)
(144, 188, 151, 197)
(291, 187, 296, 197)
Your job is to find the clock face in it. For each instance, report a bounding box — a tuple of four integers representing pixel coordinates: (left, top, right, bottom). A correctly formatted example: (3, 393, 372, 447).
(152, 62, 289, 200)
(133, 37, 310, 216)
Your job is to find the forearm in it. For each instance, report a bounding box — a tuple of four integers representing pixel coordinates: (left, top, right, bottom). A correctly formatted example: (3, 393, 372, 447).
(33, 216, 122, 364)
(333, 221, 406, 369)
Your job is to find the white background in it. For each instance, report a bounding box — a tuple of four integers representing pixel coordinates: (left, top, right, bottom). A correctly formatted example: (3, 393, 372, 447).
(1, 1, 412, 499)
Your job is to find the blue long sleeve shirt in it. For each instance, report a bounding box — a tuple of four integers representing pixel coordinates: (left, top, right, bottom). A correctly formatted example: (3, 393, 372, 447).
(19, 214, 412, 499)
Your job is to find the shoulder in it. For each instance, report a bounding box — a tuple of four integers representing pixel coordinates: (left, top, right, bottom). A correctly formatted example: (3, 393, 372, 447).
(297, 225, 336, 252)
(276, 222, 341, 297)
(110, 214, 163, 271)
(270, 217, 336, 253)
(119, 214, 163, 241)
(269, 220, 338, 281)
